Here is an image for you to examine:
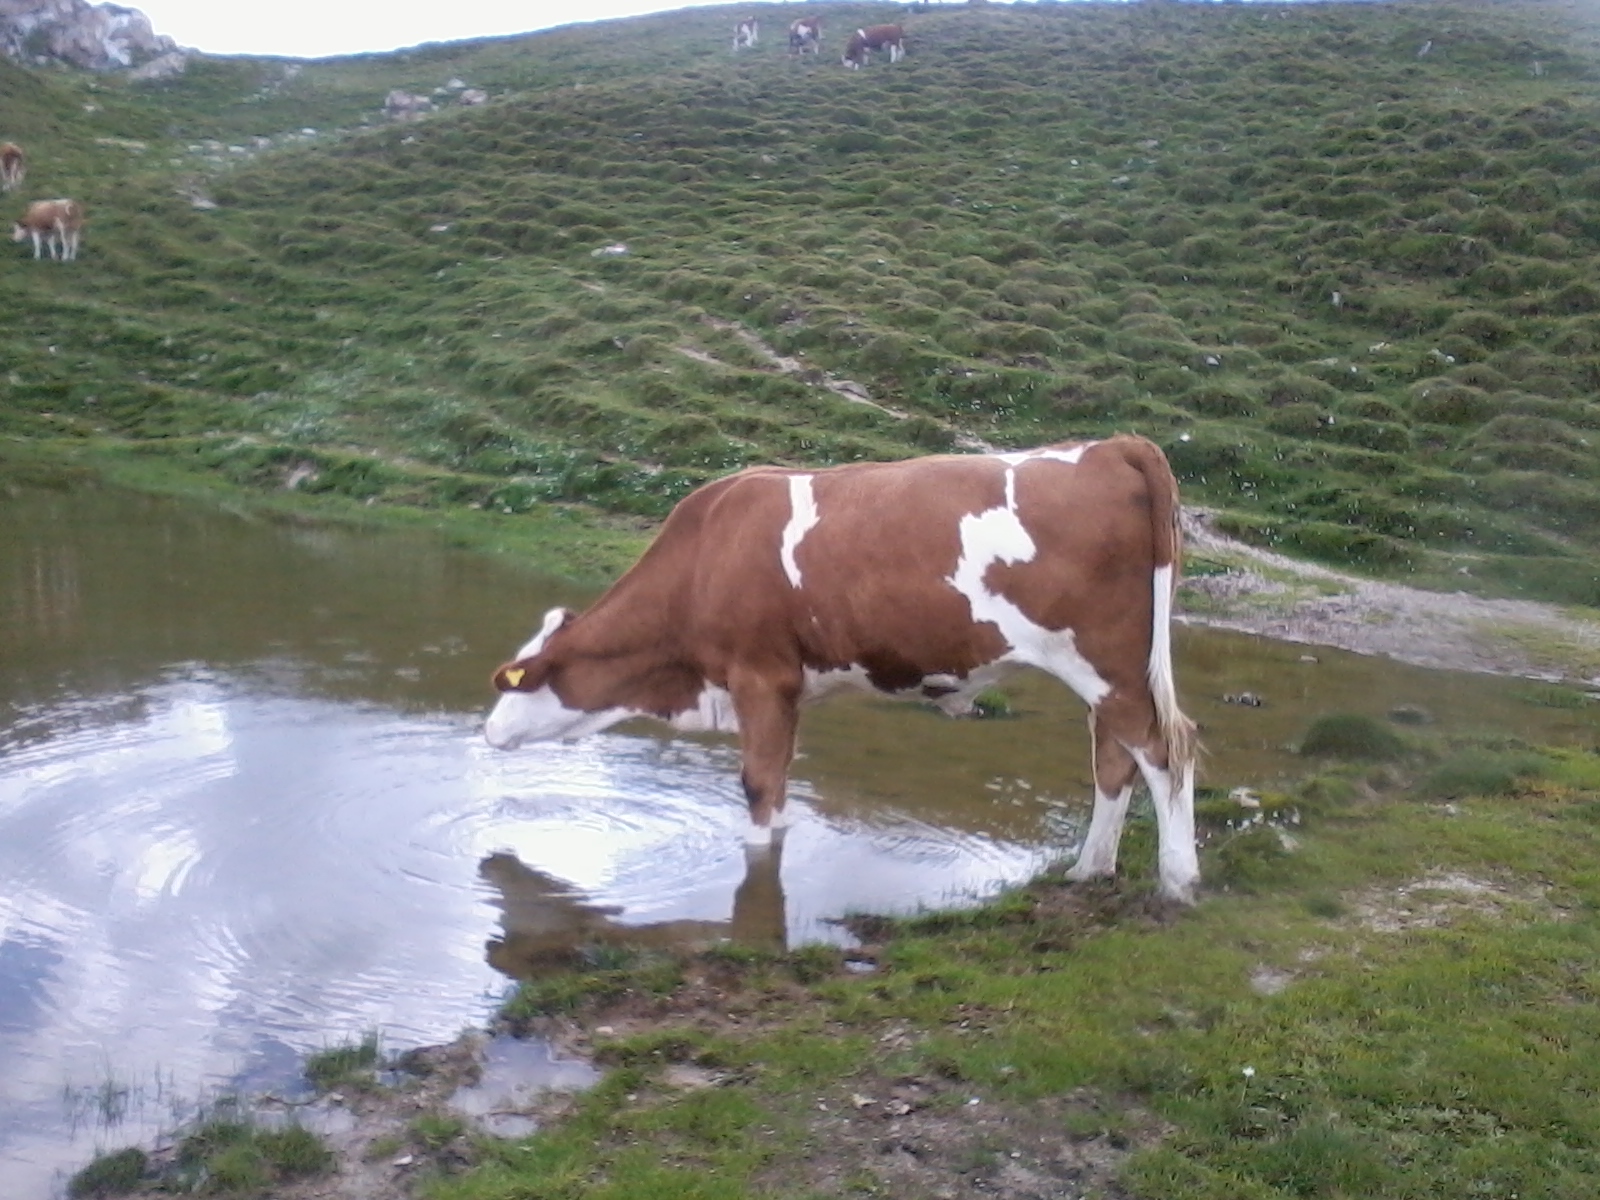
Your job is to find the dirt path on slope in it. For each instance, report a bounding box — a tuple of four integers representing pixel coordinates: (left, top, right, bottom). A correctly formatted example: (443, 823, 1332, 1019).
(1179, 509, 1600, 687)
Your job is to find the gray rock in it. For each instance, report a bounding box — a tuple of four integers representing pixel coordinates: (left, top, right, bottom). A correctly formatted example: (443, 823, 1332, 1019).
(0, 0, 177, 71)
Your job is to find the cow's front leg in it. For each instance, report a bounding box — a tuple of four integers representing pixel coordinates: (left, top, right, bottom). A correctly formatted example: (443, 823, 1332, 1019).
(730, 668, 801, 847)
(1065, 711, 1139, 883)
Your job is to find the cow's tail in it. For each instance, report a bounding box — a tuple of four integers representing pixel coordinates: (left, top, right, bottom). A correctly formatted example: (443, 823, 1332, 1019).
(1124, 436, 1196, 785)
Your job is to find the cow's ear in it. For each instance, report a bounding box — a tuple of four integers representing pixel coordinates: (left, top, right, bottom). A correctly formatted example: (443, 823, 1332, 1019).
(494, 659, 549, 693)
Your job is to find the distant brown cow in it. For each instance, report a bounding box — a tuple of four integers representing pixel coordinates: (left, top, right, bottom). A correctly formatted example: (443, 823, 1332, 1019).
(0, 142, 23, 192)
(843, 23, 904, 69)
(12, 198, 84, 261)
(788, 16, 821, 55)
(733, 17, 758, 51)
(486, 437, 1201, 903)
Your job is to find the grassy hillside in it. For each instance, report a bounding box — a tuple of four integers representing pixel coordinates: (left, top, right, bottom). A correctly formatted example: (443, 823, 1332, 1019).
(5, 1, 1600, 602)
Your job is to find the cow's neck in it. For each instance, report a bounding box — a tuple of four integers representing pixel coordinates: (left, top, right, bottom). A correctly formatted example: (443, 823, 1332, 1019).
(557, 593, 699, 715)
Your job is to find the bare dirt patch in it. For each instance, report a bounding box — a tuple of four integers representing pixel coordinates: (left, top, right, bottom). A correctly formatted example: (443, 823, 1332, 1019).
(1345, 870, 1568, 934)
(1180, 510, 1600, 686)
(787, 1074, 1160, 1200)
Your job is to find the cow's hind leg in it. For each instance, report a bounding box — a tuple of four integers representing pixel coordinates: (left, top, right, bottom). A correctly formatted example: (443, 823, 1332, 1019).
(1065, 710, 1139, 883)
(1133, 746, 1199, 904)
(730, 669, 801, 847)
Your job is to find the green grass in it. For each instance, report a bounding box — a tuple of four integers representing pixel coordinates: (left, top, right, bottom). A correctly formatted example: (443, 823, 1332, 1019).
(1298, 712, 1411, 761)
(66, 1148, 147, 1198)
(304, 1030, 384, 1092)
(6, 1, 1600, 599)
(68, 1101, 335, 1196)
(423, 740, 1600, 1199)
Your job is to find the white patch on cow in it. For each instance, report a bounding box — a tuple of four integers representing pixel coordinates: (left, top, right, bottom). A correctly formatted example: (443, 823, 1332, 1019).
(742, 804, 795, 846)
(946, 467, 1112, 708)
(486, 607, 635, 749)
(780, 474, 820, 588)
(666, 685, 740, 733)
(514, 606, 570, 660)
(992, 442, 1096, 467)
(484, 689, 635, 750)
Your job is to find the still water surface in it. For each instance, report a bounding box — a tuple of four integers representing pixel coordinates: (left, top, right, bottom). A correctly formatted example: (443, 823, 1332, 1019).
(1, 486, 1594, 1195)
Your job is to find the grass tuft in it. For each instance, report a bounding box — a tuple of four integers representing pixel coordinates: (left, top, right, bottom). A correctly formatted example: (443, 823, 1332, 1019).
(1298, 714, 1410, 761)
(304, 1031, 383, 1093)
(67, 1148, 147, 1198)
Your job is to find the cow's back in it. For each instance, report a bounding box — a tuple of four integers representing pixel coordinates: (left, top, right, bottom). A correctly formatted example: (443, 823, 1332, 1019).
(670, 442, 1166, 686)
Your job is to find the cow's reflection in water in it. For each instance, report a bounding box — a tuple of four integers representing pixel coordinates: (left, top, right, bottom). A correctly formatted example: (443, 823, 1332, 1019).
(480, 842, 788, 978)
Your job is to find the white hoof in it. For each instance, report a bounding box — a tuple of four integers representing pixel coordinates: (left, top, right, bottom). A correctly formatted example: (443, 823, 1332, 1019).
(1157, 876, 1200, 906)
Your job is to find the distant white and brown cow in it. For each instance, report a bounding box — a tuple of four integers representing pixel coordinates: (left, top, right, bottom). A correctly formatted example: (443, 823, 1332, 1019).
(486, 437, 1201, 903)
(0, 142, 23, 193)
(733, 17, 759, 51)
(843, 23, 904, 69)
(12, 198, 84, 261)
(384, 89, 433, 121)
(788, 16, 822, 55)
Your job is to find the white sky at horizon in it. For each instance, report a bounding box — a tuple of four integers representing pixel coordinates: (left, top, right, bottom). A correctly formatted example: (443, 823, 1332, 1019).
(129, 1, 717, 59)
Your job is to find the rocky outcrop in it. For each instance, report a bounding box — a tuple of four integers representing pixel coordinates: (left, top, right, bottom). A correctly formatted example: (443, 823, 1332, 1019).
(0, 0, 177, 71)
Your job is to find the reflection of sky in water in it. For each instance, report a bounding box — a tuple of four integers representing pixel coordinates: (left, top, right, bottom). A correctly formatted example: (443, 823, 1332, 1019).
(0, 676, 1050, 1199)
(460, 735, 1052, 930)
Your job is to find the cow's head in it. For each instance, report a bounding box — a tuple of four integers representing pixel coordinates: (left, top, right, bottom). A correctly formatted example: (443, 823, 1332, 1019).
(485, 607, 631, 749)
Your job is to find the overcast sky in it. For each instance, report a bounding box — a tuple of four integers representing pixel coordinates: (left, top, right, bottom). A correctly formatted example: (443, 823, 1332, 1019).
(132, 1, 685, 59)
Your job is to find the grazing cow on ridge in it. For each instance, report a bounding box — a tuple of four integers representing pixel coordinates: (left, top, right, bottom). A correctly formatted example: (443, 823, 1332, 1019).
(12, 198, 84, 261)
(733, 18, 758, 51)
(843, 23, 904, 69)
(0, 142, 23, 192)
(486, 436, 1202, 903)
(788, 16, 822, 55)
(384, 89, 433, 121)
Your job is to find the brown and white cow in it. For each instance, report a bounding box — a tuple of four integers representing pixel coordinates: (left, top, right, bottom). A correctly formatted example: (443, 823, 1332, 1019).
(733, 17, 758, 51)
(12, 198, 84, 261)
(486, 437, 1201, 902)
(0, 142, 23, 193)
(788, 16, 821, 55)
(843, 23, 904, 69)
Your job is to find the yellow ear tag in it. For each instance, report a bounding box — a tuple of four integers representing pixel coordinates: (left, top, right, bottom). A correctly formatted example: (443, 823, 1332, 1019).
(503, 667, 526, 688)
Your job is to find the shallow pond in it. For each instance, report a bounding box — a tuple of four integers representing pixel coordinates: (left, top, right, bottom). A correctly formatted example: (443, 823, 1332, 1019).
(1, 486, 1594, 1196)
